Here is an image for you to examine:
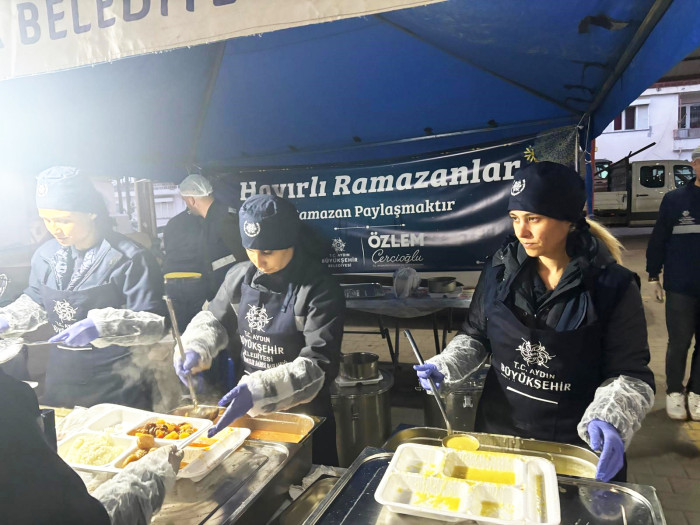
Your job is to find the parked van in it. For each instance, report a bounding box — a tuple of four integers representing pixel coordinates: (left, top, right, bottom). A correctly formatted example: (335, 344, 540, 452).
(593, 159, 695, 226)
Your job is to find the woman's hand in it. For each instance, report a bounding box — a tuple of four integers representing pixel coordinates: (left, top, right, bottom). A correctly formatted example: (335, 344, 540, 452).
(588, 419, 624, 482)
(208, 384, 253, 437)
(49, 318, 99, 346)
(413, 363, 445, 391)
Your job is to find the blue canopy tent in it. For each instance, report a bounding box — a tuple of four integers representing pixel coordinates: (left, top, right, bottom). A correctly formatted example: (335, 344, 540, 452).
(1, 0, 699, 271)
(2, 0, 699, 178)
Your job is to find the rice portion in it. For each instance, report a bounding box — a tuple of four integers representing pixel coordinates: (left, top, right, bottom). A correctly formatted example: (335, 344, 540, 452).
(61, 433, 125, 466)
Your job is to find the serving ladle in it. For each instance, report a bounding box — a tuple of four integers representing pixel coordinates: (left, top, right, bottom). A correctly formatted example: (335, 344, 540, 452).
(403, 329, 453, 435)
(164, 273, 219, 421)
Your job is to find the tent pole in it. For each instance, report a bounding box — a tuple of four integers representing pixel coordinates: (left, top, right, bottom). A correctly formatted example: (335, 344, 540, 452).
(587, 0, 673, 116)
(590, 138, 596, 217)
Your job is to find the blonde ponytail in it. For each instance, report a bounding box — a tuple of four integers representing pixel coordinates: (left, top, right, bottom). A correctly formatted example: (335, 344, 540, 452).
(586, 218, 624, 264)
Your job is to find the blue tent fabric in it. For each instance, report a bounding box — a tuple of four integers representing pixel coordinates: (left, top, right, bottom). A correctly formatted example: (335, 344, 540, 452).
(1, 0, 699, 180)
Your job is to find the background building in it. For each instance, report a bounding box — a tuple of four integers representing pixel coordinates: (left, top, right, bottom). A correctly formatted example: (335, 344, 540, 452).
(596, 48, 700, 164)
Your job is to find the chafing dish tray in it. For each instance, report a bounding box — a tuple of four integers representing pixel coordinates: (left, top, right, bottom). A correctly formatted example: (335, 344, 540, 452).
(304, 447, 666, 525)
(229, 412, 315, 443)
(384, 427, 598, 479)
(151, 412, 319, 524)
(277, 476, 340, 525)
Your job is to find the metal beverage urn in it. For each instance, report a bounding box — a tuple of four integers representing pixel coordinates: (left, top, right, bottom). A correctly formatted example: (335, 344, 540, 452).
(331, 353, 393, 467)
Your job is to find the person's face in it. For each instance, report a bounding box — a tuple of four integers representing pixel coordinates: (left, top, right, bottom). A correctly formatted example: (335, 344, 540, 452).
(183, 196, 201, 216)
(509, 210, 571, 259)
(246, 247, 295, 274)
(38, 209, 98, 249)
(691, 157, 700, 183)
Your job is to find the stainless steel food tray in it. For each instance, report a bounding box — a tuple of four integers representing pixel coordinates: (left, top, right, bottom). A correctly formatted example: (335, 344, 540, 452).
(151, 413, 320, 524)
(277, 476, 340, 525)
(305, 448, 666, 525)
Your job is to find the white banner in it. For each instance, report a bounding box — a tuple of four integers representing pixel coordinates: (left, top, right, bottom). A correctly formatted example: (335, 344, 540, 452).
(0, 0, 443, 81)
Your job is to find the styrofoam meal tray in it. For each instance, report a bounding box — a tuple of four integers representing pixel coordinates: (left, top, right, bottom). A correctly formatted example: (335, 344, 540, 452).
(59, 405, 213, 474)
(374, 443, 560, 525)
(58, 431, 137, 473)
(177, 427, 251, 482)
(85, 404, 153, 434)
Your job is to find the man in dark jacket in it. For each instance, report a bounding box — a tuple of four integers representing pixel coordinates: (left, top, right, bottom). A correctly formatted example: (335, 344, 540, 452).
(646, 145, 700, 421)
(177, 174, 248, 299)
(162, 210, 209, 330)
(0, 370, 181, 525)
(0, 370, 110, 524)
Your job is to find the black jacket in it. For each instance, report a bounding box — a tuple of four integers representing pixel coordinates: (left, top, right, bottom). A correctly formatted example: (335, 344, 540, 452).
(208, 250, 344, 401)
(0, 371, 110, 525)
(162, 210, 207, 276)
(25, 231, 166, 317)
(646, 180, 700, 297)
(202, 200, 248, 297)
(463, 233, 655, 390)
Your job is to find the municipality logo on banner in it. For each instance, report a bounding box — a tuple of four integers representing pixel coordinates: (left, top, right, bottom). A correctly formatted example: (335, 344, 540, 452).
(331, 238, 346, 253)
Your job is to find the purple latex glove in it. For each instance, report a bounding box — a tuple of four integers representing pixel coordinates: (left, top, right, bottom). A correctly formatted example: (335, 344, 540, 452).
(175, 350, 204, 392)
(175, 351, 199, 385)
(413, 363, 445, 391)
(588, 419, 624, 482)
(49, 318, 99, 347)
(208, 384, 253, 438)
(0, 317, 9, 334)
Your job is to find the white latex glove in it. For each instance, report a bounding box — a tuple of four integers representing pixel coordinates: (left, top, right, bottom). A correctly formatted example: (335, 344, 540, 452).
(93, 444, 183, 525)
(653, 281, 664, 303)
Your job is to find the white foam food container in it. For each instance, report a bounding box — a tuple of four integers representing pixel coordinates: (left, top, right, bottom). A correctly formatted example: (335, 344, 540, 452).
(374, 443, 560, 525)
(58, 431, 140, 474)
(59, 405, 213, 474)
(86, 404, 153, 435)
(177, 427, 251, 482)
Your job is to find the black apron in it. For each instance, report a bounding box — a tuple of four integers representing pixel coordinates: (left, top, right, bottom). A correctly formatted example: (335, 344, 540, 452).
(40, 283, 151, 409)
(238, 267, 338, 465)
(475, 278, 603, 445)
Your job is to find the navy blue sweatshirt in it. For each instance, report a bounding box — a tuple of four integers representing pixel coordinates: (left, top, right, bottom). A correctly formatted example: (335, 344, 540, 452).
(646, 179, 700, 297)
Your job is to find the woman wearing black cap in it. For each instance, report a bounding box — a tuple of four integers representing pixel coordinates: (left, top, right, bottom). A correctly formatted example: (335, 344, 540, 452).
(415, 161, 655, 482)
(0, 166, 166, 409)
(174, 194, 345, 465)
